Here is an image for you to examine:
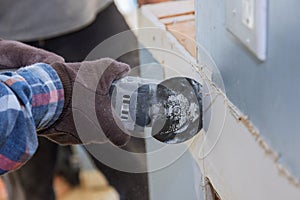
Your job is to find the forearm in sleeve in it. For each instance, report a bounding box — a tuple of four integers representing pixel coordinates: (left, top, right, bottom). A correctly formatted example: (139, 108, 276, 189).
(0, 63, 64, 174)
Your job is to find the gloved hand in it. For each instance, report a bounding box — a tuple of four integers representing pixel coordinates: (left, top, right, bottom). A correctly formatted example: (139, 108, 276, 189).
(39, 58, 131, 146)
(0, 39, 64, 69)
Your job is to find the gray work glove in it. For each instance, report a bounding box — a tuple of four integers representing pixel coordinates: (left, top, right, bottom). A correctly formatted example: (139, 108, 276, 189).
(39, 58, 131, 146)
(0, 39, 64, 69)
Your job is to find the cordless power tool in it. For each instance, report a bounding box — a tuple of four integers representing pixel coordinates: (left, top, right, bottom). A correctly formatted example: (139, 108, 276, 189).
(110, 76, 202, 144)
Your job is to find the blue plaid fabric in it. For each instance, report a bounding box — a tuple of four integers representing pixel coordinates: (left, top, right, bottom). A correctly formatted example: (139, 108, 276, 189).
(0, 63, 64, 174)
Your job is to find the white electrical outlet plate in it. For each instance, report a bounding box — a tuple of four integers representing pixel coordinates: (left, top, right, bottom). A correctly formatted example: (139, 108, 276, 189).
(225, 0, 267, 61)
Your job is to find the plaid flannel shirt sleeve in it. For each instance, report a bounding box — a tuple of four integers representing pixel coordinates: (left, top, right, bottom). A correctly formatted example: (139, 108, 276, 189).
(0, 63, 64, 175)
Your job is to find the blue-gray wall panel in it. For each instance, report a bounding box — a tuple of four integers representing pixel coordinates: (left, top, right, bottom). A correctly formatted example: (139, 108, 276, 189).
(197, 0, 300, 179)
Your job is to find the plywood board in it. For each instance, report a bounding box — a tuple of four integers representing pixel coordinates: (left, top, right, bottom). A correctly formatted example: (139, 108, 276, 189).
(166, 20, 196, 57)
